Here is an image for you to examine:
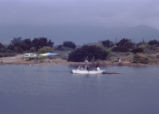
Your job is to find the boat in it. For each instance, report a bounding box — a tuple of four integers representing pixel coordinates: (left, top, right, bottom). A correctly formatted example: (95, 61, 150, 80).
(72, 67, 105, 74)
(71, 67, 120, 75)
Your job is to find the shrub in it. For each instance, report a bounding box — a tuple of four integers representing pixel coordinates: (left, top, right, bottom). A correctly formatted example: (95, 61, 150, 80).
(32, 37, 54, 51)
(7, 37, 24, 53)
(131, 48, 144, 53)
(56, 44, 75, 51)
(38, 46, 53, 53)
(0, 43, 6, 52)
(112, 47, 129, 52)
(63, 41, 76, 49)
(137, 40, 146, 46)
(21, 39, 32, 51)
(148, 40, 159, 46)
(68, 45, 109, 62)
(102, 40, 114, 48)
(0, 53, 15, 57)
(0, 43, 4, 49)
(133, 55, 149, 64)
(112, 38, 135, 52)
(56, 45, 64, 51)
(7, 37, 54, 53)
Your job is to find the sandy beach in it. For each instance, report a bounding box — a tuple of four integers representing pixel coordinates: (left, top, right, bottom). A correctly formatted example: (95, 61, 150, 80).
(0, 54, 158, 66)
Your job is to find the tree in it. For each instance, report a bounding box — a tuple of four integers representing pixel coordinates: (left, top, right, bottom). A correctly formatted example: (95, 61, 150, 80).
(8, 37, 24, 53)
(102, 40, 114, 48)
(32, 37, 54, 51)
(116, 38, 135, 49)
(68, 45, 109, 62)
(131, 48, 144, 53)
(8, 37, 32, 53)
(21, 39, 32, 51)
(7, 37, 54, 53)
(0, 42, 5, 52)
(0, 42, 4, 49)
(56, 45, 65, 51)
(148, 40, 159, 46)
(112, 38, 135, 52)
(10, 37, 22, 46)
(133, 54, 149, 64)
(63, 41, 76, 49)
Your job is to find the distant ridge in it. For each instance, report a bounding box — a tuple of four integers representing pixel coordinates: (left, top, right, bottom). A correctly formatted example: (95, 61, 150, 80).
(0, 25, 159, 44)
(113, 25, 159, 42)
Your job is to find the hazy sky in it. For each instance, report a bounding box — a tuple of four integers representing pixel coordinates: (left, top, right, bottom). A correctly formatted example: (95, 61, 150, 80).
(0, 0, 159, 43)
(0, 0, 159, 28)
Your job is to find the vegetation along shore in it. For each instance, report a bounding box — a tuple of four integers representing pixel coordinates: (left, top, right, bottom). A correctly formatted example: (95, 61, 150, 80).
(0, 37, 159, 66)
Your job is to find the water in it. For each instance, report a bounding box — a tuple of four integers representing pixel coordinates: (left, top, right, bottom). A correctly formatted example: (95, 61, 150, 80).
(0, 65, 159, 114)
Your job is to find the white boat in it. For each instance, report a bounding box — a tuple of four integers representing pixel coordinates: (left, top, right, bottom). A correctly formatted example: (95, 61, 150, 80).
(72, 68, 105, 74)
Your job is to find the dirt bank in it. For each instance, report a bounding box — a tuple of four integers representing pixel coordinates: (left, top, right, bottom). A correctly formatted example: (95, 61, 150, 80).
(0, 54, 158, 67)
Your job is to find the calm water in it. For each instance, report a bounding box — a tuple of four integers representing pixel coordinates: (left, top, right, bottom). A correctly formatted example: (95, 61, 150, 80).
(0, 65, 159, 114)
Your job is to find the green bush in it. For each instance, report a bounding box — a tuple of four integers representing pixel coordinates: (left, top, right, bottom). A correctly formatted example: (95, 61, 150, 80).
(112, 47, 129, 52)
(38, 46, 53, 53)
(0, 53, 16, 58)
(63, 41, 76, 49)
(112, 38, 135, 52)
(148, 40, 159, 46)
(131, 48, 144, 53)
(133, 54, 149, 64)
(102, 40, 114, 48)
(68, 45, 109, 62)
(7, 37, 54, 53)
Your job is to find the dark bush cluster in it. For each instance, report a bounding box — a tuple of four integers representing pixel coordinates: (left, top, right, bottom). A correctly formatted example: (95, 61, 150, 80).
(63, 41, 76, 49)
(7, 37, 54, 53)
(0, 37, 159, 61)
(0, 42, 16, 57)
(0, 53, 16, 58)
(0, 37, 54, 57)
(56, 45, 64, 50)
(148, 40, 159, 46)
(0, 43, 6, 52)
(68, 45, 109, 62)
(131, 48, 144, 53)
(112, 47, 129, 52)
(112, 38, 135, 52)
(102, 40, 114, 48)
(56, 41, 76, 51)
(133, 55, 149, 64)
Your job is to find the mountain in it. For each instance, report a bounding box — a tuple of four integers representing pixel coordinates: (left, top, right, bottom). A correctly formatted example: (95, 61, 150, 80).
(111, 25, 159, 42)
(0, 25, 159, 44)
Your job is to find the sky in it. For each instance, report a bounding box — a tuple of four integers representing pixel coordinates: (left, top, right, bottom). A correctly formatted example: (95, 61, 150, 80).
(0, 0, 159, 44)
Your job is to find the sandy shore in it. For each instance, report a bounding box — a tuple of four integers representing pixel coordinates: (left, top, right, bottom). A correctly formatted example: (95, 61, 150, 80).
(0, 54, 159, 66)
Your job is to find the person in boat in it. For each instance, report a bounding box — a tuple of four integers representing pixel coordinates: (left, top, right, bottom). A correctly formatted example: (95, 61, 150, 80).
(83, 64, 90, 71)
(77, 65, 87, 70)
(86, 65, 90, 71)
(77, 66, 81, 69)
(118, 57, 121, 63)
(96, 67, 100, 71)
(96, 65, 101, 71)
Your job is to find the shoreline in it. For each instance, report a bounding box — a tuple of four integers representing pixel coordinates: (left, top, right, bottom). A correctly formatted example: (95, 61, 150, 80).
(0, 55, 159, 67)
